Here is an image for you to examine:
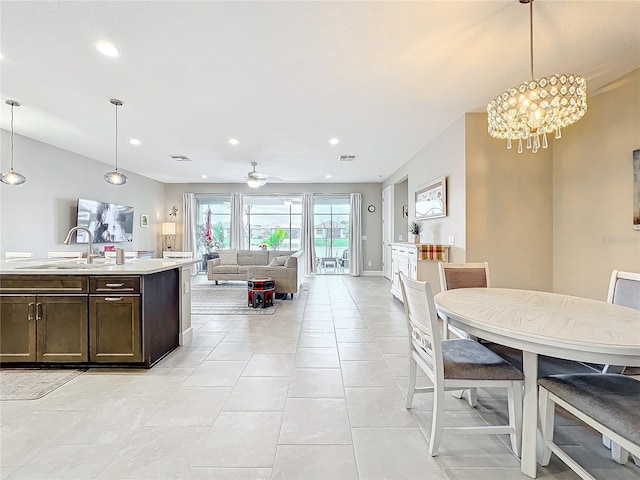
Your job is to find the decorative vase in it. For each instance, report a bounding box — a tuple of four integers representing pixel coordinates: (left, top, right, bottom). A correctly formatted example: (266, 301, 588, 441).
(414, 235, 420, 244)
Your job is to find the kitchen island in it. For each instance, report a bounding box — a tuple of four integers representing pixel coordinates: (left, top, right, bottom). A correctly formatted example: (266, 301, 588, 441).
(0, 258, 196, 368)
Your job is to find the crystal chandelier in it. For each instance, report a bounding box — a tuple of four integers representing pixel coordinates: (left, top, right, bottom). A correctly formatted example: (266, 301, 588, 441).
(487, 0, 587, 153)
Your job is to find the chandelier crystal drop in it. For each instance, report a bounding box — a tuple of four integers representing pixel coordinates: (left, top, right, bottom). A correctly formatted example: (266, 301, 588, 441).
(487, 0, 587, 153)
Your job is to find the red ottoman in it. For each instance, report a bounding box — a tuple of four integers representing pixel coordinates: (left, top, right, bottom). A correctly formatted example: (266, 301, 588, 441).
(248, 277, 275, 308)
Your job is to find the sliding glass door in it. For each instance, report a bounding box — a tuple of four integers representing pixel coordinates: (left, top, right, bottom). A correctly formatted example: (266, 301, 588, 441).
(195, 194, 232, 259)
(313, 195, 350, 274)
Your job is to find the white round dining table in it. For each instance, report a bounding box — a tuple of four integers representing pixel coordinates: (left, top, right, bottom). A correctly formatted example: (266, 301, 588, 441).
(434, 287, 640, 478)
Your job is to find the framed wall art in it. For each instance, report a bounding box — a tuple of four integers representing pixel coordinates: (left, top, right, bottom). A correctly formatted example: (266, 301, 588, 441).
(634, 149, 639, 231)
(415, 176, 447, 220)
(140, 214, 149, 228)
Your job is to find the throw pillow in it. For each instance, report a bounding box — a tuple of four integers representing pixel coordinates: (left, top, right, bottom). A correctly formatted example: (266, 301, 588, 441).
(269, 255, 288, 267)
(218, 250, 238, 266)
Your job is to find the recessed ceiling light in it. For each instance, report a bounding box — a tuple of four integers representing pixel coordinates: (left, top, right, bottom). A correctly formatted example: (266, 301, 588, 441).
(96, 41, 120, 58)
(0, 53, 4, 60)
(201, 175, 208, 179)
(329, 137, 339, 145)
(129, 138, 140, 145)
(326, 174, 332, 179)
(228, 138, 239, 145)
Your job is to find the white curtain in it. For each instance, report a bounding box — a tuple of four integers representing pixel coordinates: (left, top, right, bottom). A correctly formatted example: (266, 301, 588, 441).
(302, 193, 316, 275)
(182, 193, 197, 275)
(349, 192, 363, 276)
(231, 193, 245, 249)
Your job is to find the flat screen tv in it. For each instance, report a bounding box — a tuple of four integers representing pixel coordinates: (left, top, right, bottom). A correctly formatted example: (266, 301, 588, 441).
(76, 198, 134, 243)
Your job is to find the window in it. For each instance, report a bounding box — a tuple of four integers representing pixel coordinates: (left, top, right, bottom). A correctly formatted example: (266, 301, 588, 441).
(313, 195, 350, 264)
(243, 195, 303, 251)
(195, 195, 232, 256)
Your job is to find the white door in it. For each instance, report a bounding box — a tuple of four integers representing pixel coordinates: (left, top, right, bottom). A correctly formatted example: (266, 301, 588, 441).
(382, 186, 392, 279)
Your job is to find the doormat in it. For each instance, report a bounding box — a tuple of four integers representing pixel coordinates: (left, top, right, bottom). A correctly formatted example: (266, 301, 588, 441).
(0, 369, 85, 401)
(191, 285, 280, 315)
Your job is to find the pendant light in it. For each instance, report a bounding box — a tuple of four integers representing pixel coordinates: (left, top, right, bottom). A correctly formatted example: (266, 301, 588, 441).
(487, 0, 587, 153)
(1, 100, 27, 185)
(104, 98, 127, 185)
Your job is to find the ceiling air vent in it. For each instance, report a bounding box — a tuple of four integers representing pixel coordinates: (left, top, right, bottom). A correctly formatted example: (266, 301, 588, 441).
(338, 155, 356, 162)
(170, 155, 191, 161)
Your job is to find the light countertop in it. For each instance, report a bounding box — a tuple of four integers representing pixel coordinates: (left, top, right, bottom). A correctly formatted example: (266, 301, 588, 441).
(0, 258, 198, 275)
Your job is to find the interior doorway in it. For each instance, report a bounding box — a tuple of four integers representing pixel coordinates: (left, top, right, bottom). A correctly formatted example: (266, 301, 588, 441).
(382, 185, 392, 279)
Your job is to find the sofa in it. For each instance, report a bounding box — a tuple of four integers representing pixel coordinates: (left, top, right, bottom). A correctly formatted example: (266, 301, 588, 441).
(207, 249, 303, 298)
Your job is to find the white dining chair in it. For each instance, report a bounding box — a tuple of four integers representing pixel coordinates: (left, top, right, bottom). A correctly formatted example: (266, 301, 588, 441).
(601, 270, 640, 465)
(47, 251, 83, 259)
(538, 373, 640, 479)
(398, 272, 524, 457)
(438, 262, 489, 340)
(5, 251, 34, 259)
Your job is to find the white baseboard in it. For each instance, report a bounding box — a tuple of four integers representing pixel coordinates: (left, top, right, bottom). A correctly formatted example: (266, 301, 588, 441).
(180, 326, 193, 345)
(361, 270, 384, 276)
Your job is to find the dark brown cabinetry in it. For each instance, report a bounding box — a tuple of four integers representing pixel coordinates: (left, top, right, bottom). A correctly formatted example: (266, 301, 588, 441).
(89, 277, 142, 363)
(0, 269, 179, 367)
(0, 276, 89, 363)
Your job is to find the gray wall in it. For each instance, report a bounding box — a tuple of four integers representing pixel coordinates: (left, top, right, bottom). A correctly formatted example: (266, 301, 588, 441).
(0, 131, 166, 257)
(383, 116, 467, 262)
(164, 182, 383, 272)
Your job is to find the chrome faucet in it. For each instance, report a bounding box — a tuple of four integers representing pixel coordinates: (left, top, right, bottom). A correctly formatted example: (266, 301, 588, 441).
(63, 226, 95, 264)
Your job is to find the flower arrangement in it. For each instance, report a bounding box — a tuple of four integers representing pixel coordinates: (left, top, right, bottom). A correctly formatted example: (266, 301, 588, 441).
(409, 221, 424, 244)
(258, 244, 268, 250)
(197, 224, 224, 252)
(409, 221, 424, 235)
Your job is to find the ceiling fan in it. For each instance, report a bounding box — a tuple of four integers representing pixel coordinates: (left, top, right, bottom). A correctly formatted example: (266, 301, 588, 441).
(245, 161, 281, 188)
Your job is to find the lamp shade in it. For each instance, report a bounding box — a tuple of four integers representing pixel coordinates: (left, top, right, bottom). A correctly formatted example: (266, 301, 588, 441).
(161, 222, 176, 235)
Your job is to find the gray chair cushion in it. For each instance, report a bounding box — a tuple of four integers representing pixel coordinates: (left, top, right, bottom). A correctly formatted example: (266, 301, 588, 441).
(538, 373, 640, 445)
(441, 339, 523, 381)
(612, 278, 640, 310)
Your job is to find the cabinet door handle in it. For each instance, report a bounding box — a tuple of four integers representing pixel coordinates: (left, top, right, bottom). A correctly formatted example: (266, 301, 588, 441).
(28, 302, 35, 321)
(105, 283, 125, 288)
(35, 302, 42, 321)
(104, 297, 124, 302)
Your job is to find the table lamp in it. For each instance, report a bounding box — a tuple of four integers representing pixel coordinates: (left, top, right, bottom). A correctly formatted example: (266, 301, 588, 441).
(162, 222, 176, 251)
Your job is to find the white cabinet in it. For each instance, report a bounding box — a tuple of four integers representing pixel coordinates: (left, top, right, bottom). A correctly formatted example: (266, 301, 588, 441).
(390, 243, 450, 301)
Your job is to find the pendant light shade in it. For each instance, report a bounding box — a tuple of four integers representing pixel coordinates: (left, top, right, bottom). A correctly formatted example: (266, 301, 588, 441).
(487, 0, 587, 153)
(1, 100, 27, 186)
(104, 98, 128, 185)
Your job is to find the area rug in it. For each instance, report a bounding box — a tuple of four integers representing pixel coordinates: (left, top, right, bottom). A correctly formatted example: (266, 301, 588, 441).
(191, 284, 280, 315)
(0, 369, 85, 400)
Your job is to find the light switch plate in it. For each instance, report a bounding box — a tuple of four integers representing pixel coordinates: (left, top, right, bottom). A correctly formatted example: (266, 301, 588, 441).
(399, 235, 403, 241)
(448, 236, 455, 245)
(362, 235, 367, 241)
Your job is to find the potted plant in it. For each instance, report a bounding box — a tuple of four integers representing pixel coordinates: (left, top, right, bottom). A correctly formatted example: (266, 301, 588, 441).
(263, 227, 288, 250)
(409, 221, 424, 244)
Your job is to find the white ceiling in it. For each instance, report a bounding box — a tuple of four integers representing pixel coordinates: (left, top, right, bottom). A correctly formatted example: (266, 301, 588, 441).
(1, 1, 638, 185)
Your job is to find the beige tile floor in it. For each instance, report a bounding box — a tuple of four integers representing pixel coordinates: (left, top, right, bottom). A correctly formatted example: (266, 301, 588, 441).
(1, 275, 639, 480)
